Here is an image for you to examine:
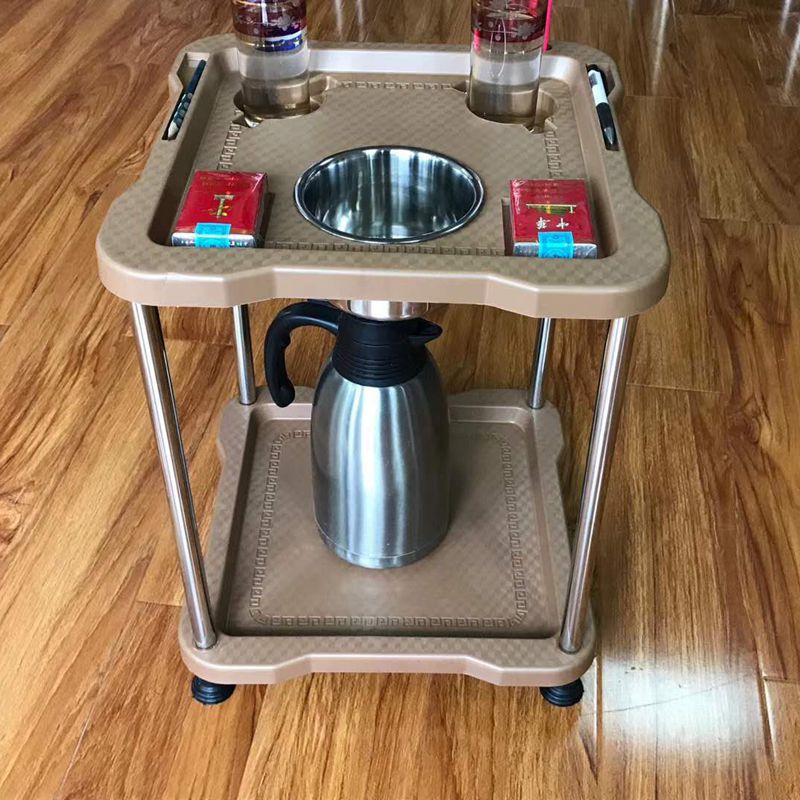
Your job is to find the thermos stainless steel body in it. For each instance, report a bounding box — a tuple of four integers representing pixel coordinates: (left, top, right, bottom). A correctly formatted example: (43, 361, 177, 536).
(264, 302, 451, 569)
(311, 357, 450, 568)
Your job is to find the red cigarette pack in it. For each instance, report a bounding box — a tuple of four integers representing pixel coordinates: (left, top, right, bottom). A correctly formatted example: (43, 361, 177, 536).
(510, 179, 598, 258)
(172, 171, 267, 247)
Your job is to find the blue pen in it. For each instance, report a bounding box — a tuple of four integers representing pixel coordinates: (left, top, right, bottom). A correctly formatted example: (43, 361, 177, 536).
(164, 60, 206, 140)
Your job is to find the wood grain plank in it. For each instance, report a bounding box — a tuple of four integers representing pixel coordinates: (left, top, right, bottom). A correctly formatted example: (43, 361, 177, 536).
(236, 673, 598, 800)
(700, 219, 800, 681)
(0, 165, 238, 792)
(311, 0, 470, 43)
(673, 0, 799, 18)
(0, 0, 231, 321)
(427, 304, 487, 394)
(474, 307, 538, 390)
(546, 315, 770, 796)
(0, 332, 234, 797)
(0, 197, 129, 574)
(548, 318, 605, 524)
(680, 15, 800, 224)
(596, 387, 769, 799)
(0, 558, 148, 800)
(764, 679, 800, 798)
(0, 304, 140, 799)
(553, 4, 685, 98)
(58, 603, 262, 800)
(618, 96, 723, 392)
(748, 12, 800, 107)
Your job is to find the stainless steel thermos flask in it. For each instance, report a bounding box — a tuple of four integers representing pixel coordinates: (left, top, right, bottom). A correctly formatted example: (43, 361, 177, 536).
(264, 301, 450, 568)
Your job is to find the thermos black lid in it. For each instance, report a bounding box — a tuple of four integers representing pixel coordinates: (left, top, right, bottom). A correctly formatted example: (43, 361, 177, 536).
(264, 301, 443, 406)
(332, 312, 442, 387)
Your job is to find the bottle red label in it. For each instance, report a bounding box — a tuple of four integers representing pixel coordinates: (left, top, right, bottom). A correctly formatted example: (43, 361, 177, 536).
(472, 0, 546, 45)
(232, 0, 307, 49)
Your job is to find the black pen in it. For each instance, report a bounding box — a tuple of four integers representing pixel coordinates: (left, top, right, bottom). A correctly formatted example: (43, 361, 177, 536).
(586, 64, 617, 150)
(164, 60, 206, 140)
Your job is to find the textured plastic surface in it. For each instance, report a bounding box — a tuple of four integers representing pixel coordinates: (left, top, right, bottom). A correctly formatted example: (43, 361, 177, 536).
(179, 388, 595, 686)
(97, 37, 669, 320)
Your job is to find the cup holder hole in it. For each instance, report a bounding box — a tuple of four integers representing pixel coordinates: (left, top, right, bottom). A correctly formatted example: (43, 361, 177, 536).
(232, 73, 333, 126)
(451, 81, 557, 132)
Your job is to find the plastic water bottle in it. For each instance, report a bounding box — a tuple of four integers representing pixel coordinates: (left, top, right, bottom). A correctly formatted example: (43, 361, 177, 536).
(231, 0, 311, 119)
(468, 0, 546, 126)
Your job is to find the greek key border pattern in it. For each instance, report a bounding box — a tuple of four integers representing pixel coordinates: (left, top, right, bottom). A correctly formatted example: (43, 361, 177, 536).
(263, 240, 505, 256)
(544, 128, 563, 178)
(247, 430, 307, 613)
(338, 79, 455, 91)
(217, 120, 243, 171)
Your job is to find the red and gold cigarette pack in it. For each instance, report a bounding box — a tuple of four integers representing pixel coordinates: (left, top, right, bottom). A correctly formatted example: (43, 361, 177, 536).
(510, 179, 598, 259)
(172, 171, 268, 247)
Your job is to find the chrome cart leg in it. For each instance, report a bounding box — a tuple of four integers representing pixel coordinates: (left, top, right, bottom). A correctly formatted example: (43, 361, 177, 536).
(232, 304, 256, 405)
(530, 318, 555, 409)
(131, 304, 216, 650)
(559, 316, 637, 654)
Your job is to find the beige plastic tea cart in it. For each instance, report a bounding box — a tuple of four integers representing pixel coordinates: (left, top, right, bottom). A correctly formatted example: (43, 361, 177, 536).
(97, 36, 668, 707)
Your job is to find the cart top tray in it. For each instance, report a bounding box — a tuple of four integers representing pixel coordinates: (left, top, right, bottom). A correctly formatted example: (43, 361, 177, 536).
(97, 36, 669, 320)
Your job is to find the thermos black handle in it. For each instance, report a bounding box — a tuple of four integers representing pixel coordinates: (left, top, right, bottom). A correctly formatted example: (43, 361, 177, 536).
(264, 301, 341, 407)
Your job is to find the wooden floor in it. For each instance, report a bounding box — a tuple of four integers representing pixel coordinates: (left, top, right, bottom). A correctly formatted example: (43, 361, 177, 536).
(1, 0, 799, 797)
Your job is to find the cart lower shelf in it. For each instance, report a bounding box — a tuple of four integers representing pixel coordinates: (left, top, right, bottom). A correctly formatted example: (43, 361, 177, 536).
(180, 387, 595, 686)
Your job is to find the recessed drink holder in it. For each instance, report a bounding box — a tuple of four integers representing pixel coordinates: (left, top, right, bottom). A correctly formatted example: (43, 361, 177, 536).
(451, 81, 558, 132)
(97, 38, 669, 698)
(232, 73, 333, 125)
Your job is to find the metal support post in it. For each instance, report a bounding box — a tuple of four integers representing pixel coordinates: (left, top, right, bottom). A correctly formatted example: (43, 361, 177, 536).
(232, 304, 256, 405)
(529, 318, 555, 409)
(131, 303, 216, 649)
(559, 316, 637, 653)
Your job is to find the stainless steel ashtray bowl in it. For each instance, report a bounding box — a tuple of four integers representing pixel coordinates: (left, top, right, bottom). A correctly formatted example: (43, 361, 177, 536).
(294, 146, 485, 245)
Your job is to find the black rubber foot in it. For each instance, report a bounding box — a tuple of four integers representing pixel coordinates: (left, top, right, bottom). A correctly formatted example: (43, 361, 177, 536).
(539, 679, 584, 707)
(191, 676, 236, 705)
